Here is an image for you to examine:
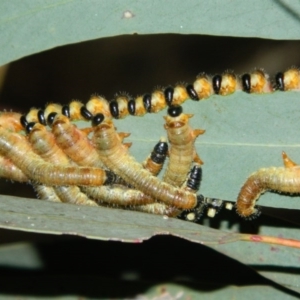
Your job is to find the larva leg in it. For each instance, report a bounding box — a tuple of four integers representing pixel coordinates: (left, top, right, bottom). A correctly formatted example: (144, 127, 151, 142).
(163, 106, 204, 187)
(236, 151, 300, 218)
(92, 115, 202, 210)
(0, 126, 112, 187)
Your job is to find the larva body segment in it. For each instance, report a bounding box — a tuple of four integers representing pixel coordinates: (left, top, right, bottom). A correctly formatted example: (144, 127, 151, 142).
(51, 114, 104, 167)
(275, 67, 300, 91)
(0, 155, 28, 182)
(27, 123, 98, 206)
(0, 112, 24, 132)
(132, 202, 181, 217)
(33, 185, 62, 203)
(83, 185, 154, 206)
(0, 126, 110, 187)
(163, 106, 204, 187)
(236, 152, 300, 218)
(92, 117, 198, 210)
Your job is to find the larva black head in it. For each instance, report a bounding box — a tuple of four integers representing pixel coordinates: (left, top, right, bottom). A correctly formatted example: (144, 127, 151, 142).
(186, 84, 199, 101)
(109, 100, 119, 118)
(164, 86, 174, 105)
(241, 73, 251, 93)
(25, 122, 36, 133)
(275, 72, 284, 91)
(167, 105, 182, 117)
(62, 105, 70, 118)
(80, 106, 93, 120)
(150, 141, 168, 164)
(186, 165, 202, 192)
(47, 112, 57, 126)
(128, 99, 136, 115)
(212, 75, 222, 94)
(37, 109, 46, 125)
(20, 115, 28, 129)
(143, 94, 152, 113)
(104, 170, 117, 185)
(92, 113, 104, 126)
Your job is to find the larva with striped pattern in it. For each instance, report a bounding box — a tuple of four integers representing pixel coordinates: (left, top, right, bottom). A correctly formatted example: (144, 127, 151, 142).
(20, 68, 283, 127)
(236, 151, 300, 219)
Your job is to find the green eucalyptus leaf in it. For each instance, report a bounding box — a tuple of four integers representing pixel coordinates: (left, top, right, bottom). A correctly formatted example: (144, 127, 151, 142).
(1, 0, 300, 66)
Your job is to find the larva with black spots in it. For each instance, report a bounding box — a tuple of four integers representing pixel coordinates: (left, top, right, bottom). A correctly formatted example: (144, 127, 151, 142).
(20, 68, 282, 127)
(236, 151, 300, 219)
(163, 105, 204, 187)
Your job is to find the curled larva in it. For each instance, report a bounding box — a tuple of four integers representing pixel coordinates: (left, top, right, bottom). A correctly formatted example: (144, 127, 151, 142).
(236, 151, 300, 218)
(163, 106, 204, 187)
(92, 114, 202, 210)
(0, 126, 113, 187)
(20, 69, 275, 126)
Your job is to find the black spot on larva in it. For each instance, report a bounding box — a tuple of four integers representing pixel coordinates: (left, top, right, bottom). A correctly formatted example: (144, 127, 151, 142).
(109, 100, 119, 118)
(212, 75, 222, 94)
(128, 99, 136, 115)
(47, 112, 57, 126)
(241, 74, 251, 93)
(143, 94, 152, 113)
(164, 86, 174, 105)
(167, 105, 182, 117)
(186, 84, 199, 100)
(92, 113, 104, 126)
(62, 105, 70, 118)
(275, 72, 284, 91)
(37, 110, 46, 125)
(80, 106, 93, 120)
(20, 115, 28, 128)
(26, 122, 36, 133)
